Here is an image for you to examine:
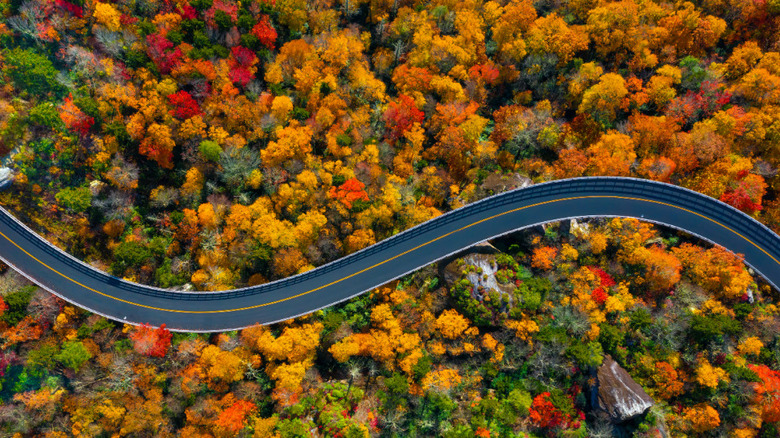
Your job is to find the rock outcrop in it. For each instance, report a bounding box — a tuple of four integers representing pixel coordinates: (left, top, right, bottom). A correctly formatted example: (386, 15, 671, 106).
(479, 172, 532, 195)
(440, 242, 501, 285)
(441, 244, 513, 292)
(595, 356, 655, 423)
(0, 167, 14, 188)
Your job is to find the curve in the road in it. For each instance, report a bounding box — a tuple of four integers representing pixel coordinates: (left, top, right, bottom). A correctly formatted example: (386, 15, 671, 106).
(0, 177, 778, 332)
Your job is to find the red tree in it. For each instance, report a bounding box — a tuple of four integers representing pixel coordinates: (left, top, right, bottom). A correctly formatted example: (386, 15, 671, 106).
(168, 91, 201, 120)
(0, 351, 19, 376)
(252, 15, 277, 50)
(468, 64, 500, 85)
(591, 287, 608, 305)
(217, 399, 257, 434)
(720, 170, 766, 214)
(146, 33, 183, 74)
(177, 3, 197, 20)
(130, 323, 173, 357)
(748, 364, 780, 422)
(665, 81, 731, 125)
(328, 178, 369, 209)
(588, 266, 616, 287)
(529, 392, 572, 429)
(60, 94, 94, 136)
(383, 95, 425, 142)
(228, 46, 258, 87)
(0, 297, 7, 318)
(55, 0, 82, 17)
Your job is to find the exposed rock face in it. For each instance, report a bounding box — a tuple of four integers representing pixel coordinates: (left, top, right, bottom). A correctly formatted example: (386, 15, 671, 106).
(89, 180, 106, 196)
(479, 172, 533, 195)
(169, 283, 194, 292)
(596, 356, 655, 423)
(441, 248, 516, 301)
(569, 218, 590, 238)
(0, 167, 14, 188)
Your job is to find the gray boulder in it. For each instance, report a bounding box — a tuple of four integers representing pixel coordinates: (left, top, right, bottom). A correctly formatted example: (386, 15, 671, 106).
(595, 356, 655, 423)
(0, 167, 14, 188)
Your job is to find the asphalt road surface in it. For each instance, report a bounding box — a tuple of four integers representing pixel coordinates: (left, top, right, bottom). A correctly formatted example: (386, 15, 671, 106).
(0, 177, 778, 332)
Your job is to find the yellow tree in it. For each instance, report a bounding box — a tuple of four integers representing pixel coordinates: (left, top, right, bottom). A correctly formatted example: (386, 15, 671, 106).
(345, 228, 376, 253)
(491, 0, 537, 64)
(585, 0, 664, 68)
(682, 404, 721, 433)
(585, 131, 637, 176)
(672, 243, 753, 300)
(180, 167, 204, 203)
(93, 3, 122, 31)
(578, 73, 629, 125)
(695, 358, 730, 389)
(525, 13, 589, 66)
(655, 2, 726, 60)
(328, 303, 424, 378)
(434, 309, 471, 340)
(242, 323, 324, 403)
(261, 122, 313, 167)
(645, 65, 682, 108)
(198, 345, 247, 389)
(139, 123, 176, 169)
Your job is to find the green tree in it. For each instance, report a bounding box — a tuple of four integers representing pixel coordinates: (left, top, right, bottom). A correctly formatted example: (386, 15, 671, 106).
(199, 140, 222, 162)
(112, 240, 152, 275)
(155, 258, 188, 288)
(55, 187, 92, 213)
(26, 343, 60, 377)
(1, 287, 34, 325)
(55, 341, 92, 371)
(28, 102, 63, 129)
(2, 48, 67, 99)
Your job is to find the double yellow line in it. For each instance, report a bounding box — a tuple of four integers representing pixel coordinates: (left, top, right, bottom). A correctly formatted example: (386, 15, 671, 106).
(0, 195, 777, 315)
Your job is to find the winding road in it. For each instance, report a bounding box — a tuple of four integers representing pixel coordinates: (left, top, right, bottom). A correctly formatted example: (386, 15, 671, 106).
(0, 177, 778, 332)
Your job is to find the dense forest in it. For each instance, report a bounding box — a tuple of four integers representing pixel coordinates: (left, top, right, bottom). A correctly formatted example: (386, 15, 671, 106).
(2, 0, 780, 435)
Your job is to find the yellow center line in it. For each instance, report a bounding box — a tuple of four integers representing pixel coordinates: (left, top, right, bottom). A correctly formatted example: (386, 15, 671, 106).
(1, 195, 778, 315)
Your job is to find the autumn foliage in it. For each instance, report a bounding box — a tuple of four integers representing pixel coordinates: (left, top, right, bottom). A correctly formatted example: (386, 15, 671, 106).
(3, 0, 780, 435)
(59, 95, 94, 136)
(749, 364, 780, 423)
(216, 399, 256, 434)
(252, 15, 277, 50)
(129, 324, 172, 358)
(145, 33, 182, 75)
(167, 91, 201, 120)
(328, 178, 369, 209)
(384, 95, 425, 142)
(720, 170, 767, 214)
(528, 392, 579, 430)
(531, 246, 557, 270)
